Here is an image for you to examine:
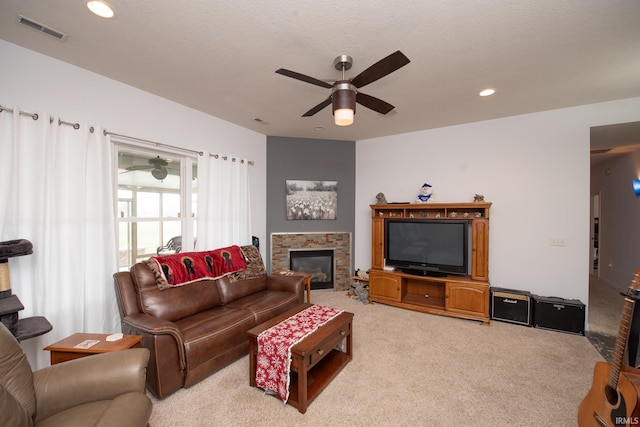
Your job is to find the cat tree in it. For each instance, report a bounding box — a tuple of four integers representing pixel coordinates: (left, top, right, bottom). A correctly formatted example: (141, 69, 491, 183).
(0, 239, 52, 340)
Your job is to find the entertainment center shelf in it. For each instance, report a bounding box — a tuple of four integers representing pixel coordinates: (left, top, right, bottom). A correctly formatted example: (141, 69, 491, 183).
(371, 202, 490, 221)
(369, 202, 491, 324)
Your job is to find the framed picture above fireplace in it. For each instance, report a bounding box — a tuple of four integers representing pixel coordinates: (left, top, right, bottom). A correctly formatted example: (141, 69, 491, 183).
(286, 180, 337, 220)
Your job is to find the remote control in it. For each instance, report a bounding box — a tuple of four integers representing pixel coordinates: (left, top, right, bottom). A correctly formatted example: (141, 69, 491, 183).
(106, 333, 123, 341)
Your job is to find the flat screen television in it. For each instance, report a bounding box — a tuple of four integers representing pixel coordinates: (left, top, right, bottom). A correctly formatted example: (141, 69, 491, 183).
(384, 219, 469, 277)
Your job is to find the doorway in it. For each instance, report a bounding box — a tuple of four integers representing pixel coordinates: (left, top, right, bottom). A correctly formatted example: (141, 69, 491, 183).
(590, 193, 600, 277)
(587, 120, 640, 357)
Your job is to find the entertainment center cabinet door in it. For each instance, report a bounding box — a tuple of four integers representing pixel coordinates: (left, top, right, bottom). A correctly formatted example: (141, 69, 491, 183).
(371, 218, 384, 269)
(471, 219, 489, 281)
(445, 282, 489, 320)
(369, 270, 401, 302)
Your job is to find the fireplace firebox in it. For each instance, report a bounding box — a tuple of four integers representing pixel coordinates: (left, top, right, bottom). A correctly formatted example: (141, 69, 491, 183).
(289, 249, 334, 290)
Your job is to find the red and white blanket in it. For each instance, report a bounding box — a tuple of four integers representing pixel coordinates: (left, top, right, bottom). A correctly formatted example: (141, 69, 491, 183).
(255, 304, 343, 403)
(148, 245, 247, 289)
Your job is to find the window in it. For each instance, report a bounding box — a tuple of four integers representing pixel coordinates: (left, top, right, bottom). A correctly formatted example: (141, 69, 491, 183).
(116, 146, 197, 270)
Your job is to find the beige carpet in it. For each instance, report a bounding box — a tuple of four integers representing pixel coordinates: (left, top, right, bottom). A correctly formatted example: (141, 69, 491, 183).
(149, 290, 603, 426)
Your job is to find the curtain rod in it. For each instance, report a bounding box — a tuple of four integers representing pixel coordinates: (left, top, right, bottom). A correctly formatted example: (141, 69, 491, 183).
(104, 130, 204, 156)
(210, 153, 254, 165)
(3, 106, 251, 162)
(0, 105, 38, 120)
(49, 117, 81, 130)
(1, 104, 85, 130)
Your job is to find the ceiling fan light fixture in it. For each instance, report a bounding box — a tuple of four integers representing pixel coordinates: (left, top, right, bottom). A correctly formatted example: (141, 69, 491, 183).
(332, 81, 356, 126)
(151, 167, 168, 180)
(334, 108, 354, 126)
(87, 1, 115, 18)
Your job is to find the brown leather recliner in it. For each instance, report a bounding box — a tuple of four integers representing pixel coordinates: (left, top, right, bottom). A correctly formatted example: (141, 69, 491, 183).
(0, 322, 152, 427)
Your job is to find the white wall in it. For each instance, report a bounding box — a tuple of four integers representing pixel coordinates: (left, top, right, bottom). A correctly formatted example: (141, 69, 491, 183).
(355, 97, 640, 310)
(0, 39, 268, 245)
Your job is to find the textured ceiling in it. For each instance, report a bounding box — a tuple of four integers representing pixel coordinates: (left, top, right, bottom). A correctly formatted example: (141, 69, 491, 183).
(1, 0, 639, 145)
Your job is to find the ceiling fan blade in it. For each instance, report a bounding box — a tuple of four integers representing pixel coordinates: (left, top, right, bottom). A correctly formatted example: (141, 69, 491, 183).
(125, 165, 154, 171)
(302, 97, 332, 117)
(276, 69, 333, 89)
(350, 51, 410, 89)
(356, 92, 395, 114)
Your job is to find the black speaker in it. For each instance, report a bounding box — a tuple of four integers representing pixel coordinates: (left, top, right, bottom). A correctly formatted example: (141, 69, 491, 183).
(491, 287, 532, 326)
(533, 295, 585, 335)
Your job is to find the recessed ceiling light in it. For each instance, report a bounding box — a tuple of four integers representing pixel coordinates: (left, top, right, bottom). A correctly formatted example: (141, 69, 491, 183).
(314, 126, 325, 131)
(87, 1, 115, 18)
(479, 88, 496, 97)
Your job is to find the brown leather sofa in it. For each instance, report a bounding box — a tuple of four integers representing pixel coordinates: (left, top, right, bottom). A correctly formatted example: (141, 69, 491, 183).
(0, 322, 152, 427)
(113, 245, 304, 399)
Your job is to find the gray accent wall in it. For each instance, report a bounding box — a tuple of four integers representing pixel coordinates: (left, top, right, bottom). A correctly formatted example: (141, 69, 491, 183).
(266, 136, 356, 272)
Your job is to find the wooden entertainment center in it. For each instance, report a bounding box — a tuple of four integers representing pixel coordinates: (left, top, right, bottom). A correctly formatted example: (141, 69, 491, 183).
(369, 202, 491, 324)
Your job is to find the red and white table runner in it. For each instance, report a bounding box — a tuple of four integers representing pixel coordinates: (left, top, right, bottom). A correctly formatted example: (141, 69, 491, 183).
(255, 304, 343, 402)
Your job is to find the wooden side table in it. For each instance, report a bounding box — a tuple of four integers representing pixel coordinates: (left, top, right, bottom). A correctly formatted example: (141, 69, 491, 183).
(44, 333, 143, 365)
(273, 270, 312, 303)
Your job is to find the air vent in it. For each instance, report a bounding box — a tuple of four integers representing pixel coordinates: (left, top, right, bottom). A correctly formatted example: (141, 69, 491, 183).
(17, 15, 68, 41)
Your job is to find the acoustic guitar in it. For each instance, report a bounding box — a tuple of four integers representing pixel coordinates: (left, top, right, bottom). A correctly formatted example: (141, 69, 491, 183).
(578, 270, 640, 426)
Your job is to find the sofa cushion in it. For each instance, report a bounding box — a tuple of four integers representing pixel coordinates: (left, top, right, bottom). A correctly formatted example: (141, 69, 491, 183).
(218, 275, 268, 305)
(176, 306, 255, 370)
(225, 290, 301, 325)
(130, 263, 223, 321)
(34, 393, 152, 427)
(218, 245, 270, 304)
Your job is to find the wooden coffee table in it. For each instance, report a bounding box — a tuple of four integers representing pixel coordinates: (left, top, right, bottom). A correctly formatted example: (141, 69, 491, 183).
(44, 333, 143, 365)
(247, 303, 353, 413)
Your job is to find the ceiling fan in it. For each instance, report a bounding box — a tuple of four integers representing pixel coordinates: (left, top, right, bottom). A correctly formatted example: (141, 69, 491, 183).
(123, 156, 170, 180)
(276, 50, 410, 126)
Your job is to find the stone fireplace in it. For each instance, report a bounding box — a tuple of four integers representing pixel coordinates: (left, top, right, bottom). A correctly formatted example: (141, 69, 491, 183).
(270, 232, 351, 291)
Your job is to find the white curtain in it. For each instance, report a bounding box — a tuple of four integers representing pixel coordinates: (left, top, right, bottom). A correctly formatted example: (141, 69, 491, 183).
(0, 107, 119, 369)
(196, 154, 252, 250)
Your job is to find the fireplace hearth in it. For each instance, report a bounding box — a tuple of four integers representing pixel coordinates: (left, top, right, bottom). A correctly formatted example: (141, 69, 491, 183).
(290, 249, 334, 290)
